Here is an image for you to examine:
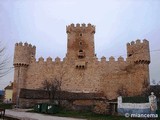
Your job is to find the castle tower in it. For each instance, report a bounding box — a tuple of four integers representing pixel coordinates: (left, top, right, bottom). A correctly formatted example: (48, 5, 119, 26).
(66, 23, 95, 60)
(127, 39, 150, 64)
(127, 39, 150, 91)
(12, 42, 36, 104)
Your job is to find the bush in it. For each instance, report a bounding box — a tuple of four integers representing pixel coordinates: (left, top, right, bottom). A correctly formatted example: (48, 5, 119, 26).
(122, 96, 149, 103)
(157, 101, 160, 110)
(0, 103, 13, 109)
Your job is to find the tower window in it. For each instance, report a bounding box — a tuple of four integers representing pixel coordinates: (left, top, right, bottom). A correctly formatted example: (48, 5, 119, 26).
(128, 54, 132, 57)
(79, 42, 82, 45)
(79, 50, 83, 52)
(80, 33, 82, 36)
(78, 50, 85, 58)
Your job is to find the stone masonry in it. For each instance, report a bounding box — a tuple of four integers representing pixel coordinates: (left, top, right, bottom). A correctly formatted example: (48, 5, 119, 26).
(12, 23, 150, 103)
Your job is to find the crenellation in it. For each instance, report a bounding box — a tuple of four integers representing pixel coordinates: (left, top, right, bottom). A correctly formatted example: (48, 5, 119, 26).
(76, 23, 80, 27)
(127, 39, 150, 64)
(24, 42, 28, 47)
(33, 45, 36, 49)
(46, 57, 52, 62)
(15, 43, 19, 46)
(19, 42, 23, 46)
(13, 24, 151, 104)
(101, 56, 106, 60)
(28, 44, 32, 47)
(14, 42, 36, 66)
(128, 39, 149, 46)
(127, 43, 130, 46)
(143, 39, 149, 44)
(118, 56, 124, 62)
(109, 56, 115, 62)
(68, 23, 95, 28)
(38, 57, 44, 62)
(100, 56, 126, 63)
(87, 23, 92, 27)
(15, 42, 36, 49)
(35, 58, 48, 64)
(55, 57, 61, 62)
(131, 41, 135, 45)
(63, 57, 66, 62)
(136, 39, 141, 44)
(71, 23, 74, 27)
(66, 23, 95, 33)
(82, 23, 86, 27)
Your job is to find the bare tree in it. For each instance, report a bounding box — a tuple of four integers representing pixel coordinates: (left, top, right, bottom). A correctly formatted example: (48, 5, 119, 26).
(151, 79, 156, 85)
(0, 41, 10, 78)
(42, 77, 62, 103)
(157, 81, 160, 85)
(142, 85, 160, 99)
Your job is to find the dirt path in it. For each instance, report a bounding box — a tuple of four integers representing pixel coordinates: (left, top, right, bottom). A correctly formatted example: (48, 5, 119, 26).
(5, 109, 86, 120)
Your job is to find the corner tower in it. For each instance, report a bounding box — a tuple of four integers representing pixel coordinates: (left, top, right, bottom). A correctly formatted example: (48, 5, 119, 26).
(12, 42, 36, 104)
(127, 39, 150, 91)
(66, 23, 95, 60)
(127, 39, 150, 64)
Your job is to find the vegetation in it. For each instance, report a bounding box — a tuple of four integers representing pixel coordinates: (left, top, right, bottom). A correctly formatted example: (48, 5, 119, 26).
(31, 105, 139, 120)
(122, 96, 149, 103)
(158, 101, 160, 110)
(0, 41, 10, 78)
(142, 85, 160, 98)
(0, 102, 13, 109)
(54, 109, 133, 120)
(41, 78, 62, 103)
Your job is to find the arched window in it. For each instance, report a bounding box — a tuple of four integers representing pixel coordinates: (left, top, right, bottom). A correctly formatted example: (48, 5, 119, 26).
(79, 50, 83, 52)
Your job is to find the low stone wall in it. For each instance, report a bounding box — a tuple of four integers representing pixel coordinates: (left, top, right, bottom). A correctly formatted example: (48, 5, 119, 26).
(19, 98, 111, 114)
(18, 88, 111, 114)
(117, 93, 157, 115)
(19, 88, 104, 100)
(19, 98, 49, 108)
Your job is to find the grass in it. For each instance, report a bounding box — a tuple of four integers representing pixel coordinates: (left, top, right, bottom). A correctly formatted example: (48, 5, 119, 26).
(0, 102, 13, 109)
(30, 107, 138, 120)
(55, 110, 129, 120)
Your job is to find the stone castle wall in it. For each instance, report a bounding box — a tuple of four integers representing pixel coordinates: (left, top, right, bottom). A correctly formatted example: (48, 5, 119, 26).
(12, 24, 150, 103)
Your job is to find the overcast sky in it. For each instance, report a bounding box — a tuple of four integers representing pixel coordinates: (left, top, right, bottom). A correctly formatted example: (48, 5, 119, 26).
(0, 0, 160, 89)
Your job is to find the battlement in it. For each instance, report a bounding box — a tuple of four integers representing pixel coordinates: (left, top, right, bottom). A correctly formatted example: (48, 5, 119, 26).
(127, 39, 149, 46)
(32, 55, 127, 67)
(14, 42, 36, 66)
(68, 23, 94, 28)
(15, 42, 36, 49)
(127, 39, 150, 64)
(99, 56, 126, 62)
(66, 23, 95, 33)
(35, 56, 63, 64)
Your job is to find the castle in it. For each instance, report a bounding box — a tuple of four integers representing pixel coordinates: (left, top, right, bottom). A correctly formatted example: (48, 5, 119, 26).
(12, 23, 150, 104)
